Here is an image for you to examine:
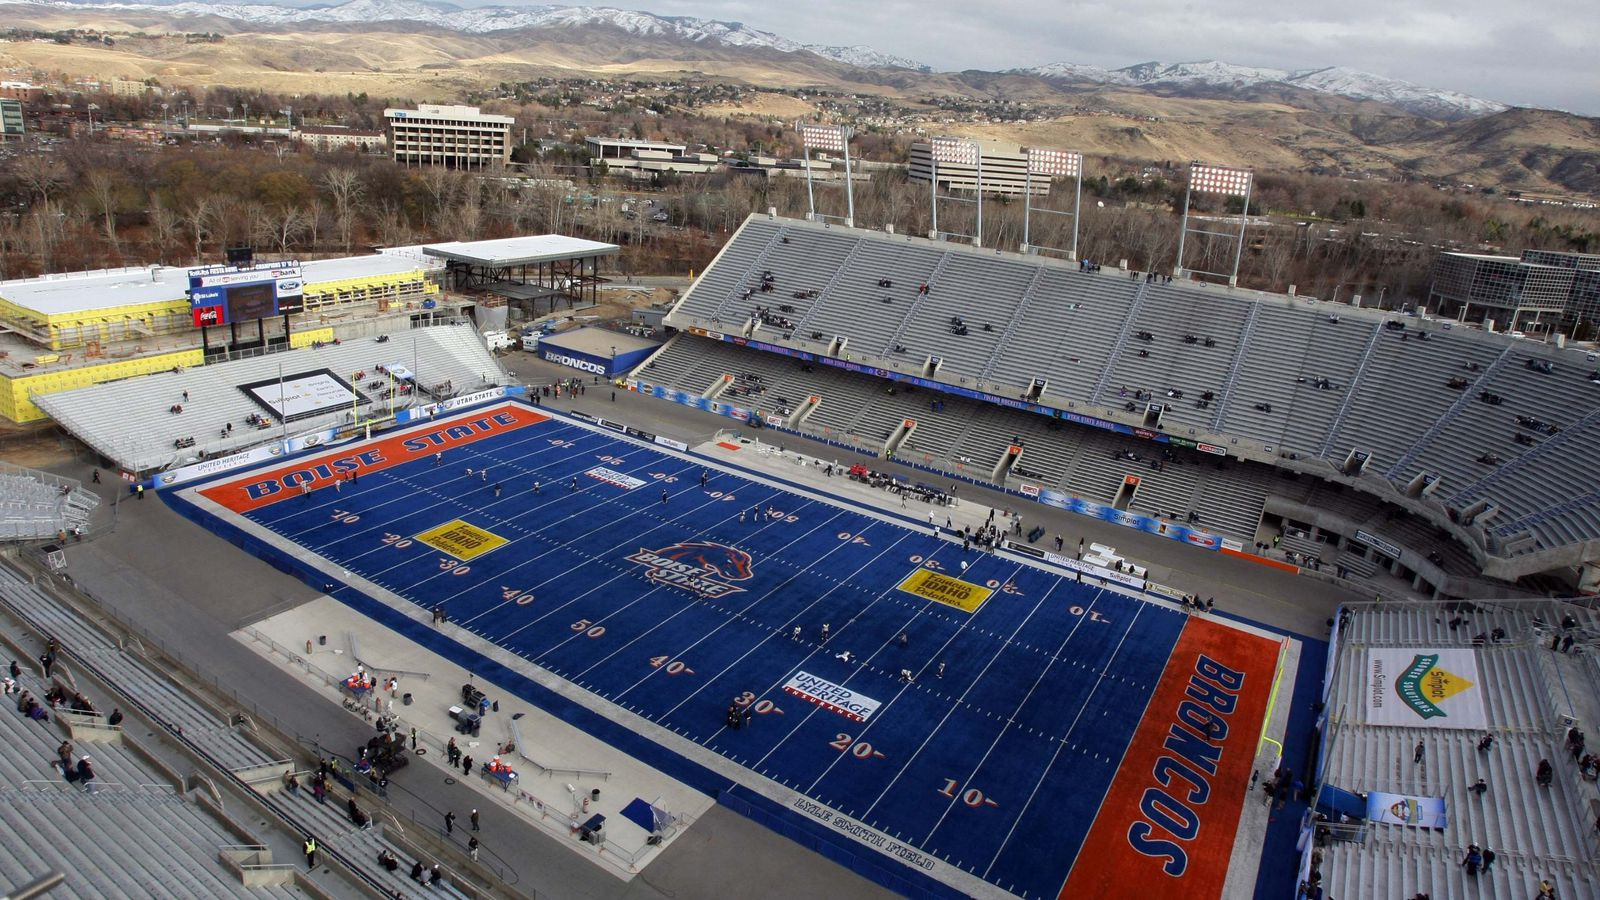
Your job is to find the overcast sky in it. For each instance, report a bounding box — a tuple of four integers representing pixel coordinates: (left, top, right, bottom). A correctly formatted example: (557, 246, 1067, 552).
(543, 0, 1599, 115)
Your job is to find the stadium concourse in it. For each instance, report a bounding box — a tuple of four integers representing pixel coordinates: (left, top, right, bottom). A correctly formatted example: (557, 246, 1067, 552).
(637, 212, 1600, 601)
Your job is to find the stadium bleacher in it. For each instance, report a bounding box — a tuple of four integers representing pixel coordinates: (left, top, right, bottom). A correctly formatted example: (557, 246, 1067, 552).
(0, 463, 98, 541)
(641, 333, 1276, 544)
(655, 214, 1600, 580)
(0, 558, 474, 898)
(34, 322, 507, 474)
(1315, 602, 1600, 899)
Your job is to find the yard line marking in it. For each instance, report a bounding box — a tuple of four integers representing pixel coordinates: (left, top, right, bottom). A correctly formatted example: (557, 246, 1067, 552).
(981, 599, 1158, 880)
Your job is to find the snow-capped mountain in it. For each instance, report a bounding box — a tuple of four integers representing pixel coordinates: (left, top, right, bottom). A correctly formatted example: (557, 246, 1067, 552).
(1016, 59, 1507, 120)
(32, 0, 933, 70)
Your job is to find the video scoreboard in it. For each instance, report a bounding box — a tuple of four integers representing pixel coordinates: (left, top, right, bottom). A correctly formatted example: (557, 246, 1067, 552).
(189, 261, 305, 327)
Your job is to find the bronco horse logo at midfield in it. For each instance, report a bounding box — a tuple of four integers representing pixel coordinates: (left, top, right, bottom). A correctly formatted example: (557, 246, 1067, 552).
(627, 541, 755, 598)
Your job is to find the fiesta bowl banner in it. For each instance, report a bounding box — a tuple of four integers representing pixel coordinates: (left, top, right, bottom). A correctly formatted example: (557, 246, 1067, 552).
(1365, 648, 1487, 729)
(1367, 790, 1447, 828)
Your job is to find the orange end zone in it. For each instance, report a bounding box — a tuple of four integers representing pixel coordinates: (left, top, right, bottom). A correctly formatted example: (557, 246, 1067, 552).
(199, 404, 548, 514)
(1220, 547, 1300, 573)
(1060, 617, 1281, 900)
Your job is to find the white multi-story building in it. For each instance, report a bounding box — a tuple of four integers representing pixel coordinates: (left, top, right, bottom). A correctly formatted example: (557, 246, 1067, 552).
(296, 125, 387, 154)
(908, 139, 1047, 197)
(385, 104, 513, 169)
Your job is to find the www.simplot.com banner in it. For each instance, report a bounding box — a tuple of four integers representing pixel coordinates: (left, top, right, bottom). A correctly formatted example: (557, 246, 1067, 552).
(1365, 648, 1488, 730)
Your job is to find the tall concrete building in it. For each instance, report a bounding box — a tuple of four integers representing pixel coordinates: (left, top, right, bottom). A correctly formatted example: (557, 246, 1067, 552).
(1428, 249, 1600, 337)
(0, 98, 23, 142)
(384, 104, 513, 169)
(907, 140, 1046, 197)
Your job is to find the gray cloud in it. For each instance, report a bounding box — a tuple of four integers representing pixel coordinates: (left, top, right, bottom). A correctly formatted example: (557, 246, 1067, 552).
(522, 0, 1599, 114)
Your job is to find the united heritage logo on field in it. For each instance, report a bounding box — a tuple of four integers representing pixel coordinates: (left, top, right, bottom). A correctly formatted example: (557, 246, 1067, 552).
(782, 671, 882, 722)
(627, 541, 754, 599)
(586, 467, 646, 489)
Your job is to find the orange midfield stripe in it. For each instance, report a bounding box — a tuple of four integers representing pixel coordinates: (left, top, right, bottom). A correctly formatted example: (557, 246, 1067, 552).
(1060, 617, 1280, 900)
(199, 405, 548, 514)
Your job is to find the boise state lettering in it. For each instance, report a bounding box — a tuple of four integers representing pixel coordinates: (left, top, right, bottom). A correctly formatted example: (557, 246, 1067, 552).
(239, 412, 521, 501)
(1126, 654, 1246, 876)
(243, 449, 385, 499)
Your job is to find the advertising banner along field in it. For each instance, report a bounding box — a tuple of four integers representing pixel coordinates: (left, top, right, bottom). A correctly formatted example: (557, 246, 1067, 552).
(1364, 648, 1487, 730)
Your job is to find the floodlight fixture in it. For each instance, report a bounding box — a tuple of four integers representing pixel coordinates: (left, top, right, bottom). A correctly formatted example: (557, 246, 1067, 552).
(1189, 163, 1253, 196)
(1174, 161, 1256, 286)
(1027, 148, 1082, 179)
(1022, 147, 1085, 259)
(793, 121, 855, 227)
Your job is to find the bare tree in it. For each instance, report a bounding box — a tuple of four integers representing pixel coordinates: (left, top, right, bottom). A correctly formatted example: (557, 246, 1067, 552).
(1260, 236, 1295, 290)
(148, 198, 180, 263)
(14, 155, 65, 205)
(273, 205, 309, 255)
(184, 197, 215, 263)
(321, 167, 364, 252)
(84, 169, 121, 251)
(23, 200, 67, 271)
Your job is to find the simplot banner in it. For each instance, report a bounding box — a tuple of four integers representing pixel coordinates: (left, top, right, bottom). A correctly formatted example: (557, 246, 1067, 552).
(1365, 648, 1487, 730)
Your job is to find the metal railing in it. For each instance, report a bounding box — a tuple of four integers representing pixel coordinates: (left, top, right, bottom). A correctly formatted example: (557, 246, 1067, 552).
(0, 563, 403, 900)
(298, 736, 520, 888)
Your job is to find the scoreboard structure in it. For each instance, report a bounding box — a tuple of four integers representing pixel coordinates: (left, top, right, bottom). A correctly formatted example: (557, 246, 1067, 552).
(189, 261, 305, 328)
(189, 259, 307, 357)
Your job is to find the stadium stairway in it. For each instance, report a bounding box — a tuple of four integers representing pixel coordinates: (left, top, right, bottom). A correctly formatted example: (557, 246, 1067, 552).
(0, 786, 301, 899)
(278, 780, 469, 899)
(0, 565, 277, 772)
(1320, 839, 1590, 900)
(0, 661, 293, 897)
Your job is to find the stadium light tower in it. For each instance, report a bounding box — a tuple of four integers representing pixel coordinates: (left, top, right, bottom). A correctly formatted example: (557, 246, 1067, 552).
(1175, 162, 1254, 286)
(1021, 147, 1083, 259)
(929, 137, 982, 246)
(795, 122, 855, 227)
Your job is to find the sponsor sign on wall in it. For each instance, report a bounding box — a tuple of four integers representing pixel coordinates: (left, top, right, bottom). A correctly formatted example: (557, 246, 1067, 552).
(1365, 649, 1487, 729)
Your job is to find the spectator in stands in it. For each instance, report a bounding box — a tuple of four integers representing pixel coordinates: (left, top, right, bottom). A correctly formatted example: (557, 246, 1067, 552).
(72, 756, 94, 788)
(1460, 843, 1482, 876)
(1478, 733, 1494, 753)
(410, 860, 425, 881)
(1413, 740, 1425, 764)
(378, 850, 399, 872)
(1537, 878, 1555, 899)
(1536, 758, 1554, 787)
(1469, 777, 1487, 796)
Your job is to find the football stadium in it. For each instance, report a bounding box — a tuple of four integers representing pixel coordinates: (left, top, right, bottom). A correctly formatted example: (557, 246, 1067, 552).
(0, 208, 1596, 900)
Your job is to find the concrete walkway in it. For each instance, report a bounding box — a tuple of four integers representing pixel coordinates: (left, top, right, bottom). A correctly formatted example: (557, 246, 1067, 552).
(241, 595, 714, 880)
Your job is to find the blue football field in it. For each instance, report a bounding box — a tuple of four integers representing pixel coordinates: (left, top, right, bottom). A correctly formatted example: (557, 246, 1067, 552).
(172, 401, 1280, 899)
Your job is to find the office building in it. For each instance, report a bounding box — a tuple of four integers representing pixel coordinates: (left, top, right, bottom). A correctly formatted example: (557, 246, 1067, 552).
(385, 104, 512, 169)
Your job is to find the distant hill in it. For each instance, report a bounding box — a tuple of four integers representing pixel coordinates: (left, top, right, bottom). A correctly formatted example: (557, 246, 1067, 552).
(1018, 59, 1507, 121)
(2, 0, 1595, 195)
